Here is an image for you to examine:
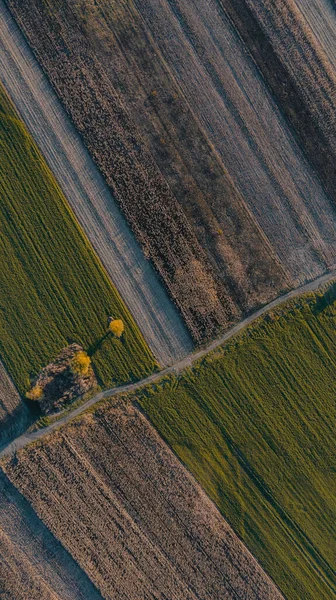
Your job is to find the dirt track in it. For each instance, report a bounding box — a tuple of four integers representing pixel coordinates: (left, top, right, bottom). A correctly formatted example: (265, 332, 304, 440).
(0, 0, 193, 366)
(2, 268, 335, 460)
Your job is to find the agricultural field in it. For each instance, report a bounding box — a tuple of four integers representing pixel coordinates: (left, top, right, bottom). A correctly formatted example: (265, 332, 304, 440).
(237, 0, 336, 205)
(5, 0, 336, 344)
(0, 0, 193, 366)
(0, 362, 29, 447)
(138, 284, 336, 600)
(0, 470, 101, 599)
(2, 399, 283, 600)
(0, 2, 335, 599)
(0, 83, 156, 395)
(294, 0, 336, 68)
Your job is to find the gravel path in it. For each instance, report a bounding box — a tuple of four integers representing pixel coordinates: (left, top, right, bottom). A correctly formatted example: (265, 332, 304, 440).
(2, 268, 334, 460)
(0, 0, 193, 366)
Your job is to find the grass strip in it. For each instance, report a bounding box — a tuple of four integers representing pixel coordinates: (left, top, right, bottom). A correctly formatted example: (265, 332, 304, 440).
(0, 85, 156, 393)
(140, 284, 336, 600)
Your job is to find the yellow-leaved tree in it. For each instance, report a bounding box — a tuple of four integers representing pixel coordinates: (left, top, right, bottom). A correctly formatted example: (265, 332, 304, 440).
(71, 351, 91, 376)
(109, 319, 124, 338)
(26, 384, 43, 401)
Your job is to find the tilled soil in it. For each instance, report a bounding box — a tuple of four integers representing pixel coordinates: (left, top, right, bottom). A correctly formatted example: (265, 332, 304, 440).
(5, 0, 336, 345)
(0, 470, 103, 600)
(3, 399, 284, 600)
(220, 0, 336, 209)
(293, 0, 336, 68)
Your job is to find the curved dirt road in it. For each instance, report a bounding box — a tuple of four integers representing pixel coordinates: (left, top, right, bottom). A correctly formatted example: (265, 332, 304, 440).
(1, 268, 335, 459)
(0, 0, 193, 366)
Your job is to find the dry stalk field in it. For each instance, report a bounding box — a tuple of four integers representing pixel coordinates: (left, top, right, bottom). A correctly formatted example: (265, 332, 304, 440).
(294, 0, 336, 68)
(0, 470, 102, 599)
(235, 0, 336, 207)
(5, 0, 336, 344)
(2, 400, 283, 600)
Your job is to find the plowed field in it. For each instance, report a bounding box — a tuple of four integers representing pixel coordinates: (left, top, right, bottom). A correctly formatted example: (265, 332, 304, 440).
(2, 401, 283, 599)
(0, 471, 102, 599)
(5, 0, 336, 342)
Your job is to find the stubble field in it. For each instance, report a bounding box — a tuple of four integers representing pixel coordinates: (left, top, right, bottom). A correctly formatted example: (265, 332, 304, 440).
(0, 470, 102, 599)
(5, 0, 336, 344)
(2, 400, 283, 600)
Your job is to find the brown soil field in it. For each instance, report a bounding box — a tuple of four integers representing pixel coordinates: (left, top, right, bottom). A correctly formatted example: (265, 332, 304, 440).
(6, 0, 336, 343)
(0, 470, 103, 599)
(0, 362, 29, 448)
(2, 399, 283, 599)
(294, 0, 336, 68)
(220, 0, 336, 205)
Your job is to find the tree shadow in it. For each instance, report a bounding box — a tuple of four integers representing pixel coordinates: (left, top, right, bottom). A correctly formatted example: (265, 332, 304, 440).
(313, 282, 336, 316)
(87, 332, 110, 357)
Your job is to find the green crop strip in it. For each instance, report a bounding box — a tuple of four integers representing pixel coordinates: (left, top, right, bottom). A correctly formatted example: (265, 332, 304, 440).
(140, 285, 336, 600)
(0, 86, 156, 393)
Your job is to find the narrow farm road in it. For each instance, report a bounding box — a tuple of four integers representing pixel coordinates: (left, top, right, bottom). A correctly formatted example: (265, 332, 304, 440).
(1, 269, 335, 459)
(0, 0, 193, 366)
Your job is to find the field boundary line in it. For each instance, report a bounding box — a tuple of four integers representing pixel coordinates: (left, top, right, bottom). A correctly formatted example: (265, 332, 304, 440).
(1, 267, 335, 460)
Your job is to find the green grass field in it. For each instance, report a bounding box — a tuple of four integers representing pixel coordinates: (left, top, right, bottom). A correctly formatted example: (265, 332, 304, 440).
(0, 86, 156, 394)
(140, 285, 336, 600)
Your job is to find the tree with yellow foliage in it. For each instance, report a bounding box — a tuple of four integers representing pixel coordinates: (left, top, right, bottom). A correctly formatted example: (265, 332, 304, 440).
(26, 384, 43, 401)
(71, 351, 91, 376)
(109, 318, 124, 338)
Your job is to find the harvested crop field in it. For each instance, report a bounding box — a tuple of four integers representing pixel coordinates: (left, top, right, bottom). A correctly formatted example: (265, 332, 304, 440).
(5, 0, 336, 343)
(139, 284, 336, 600)
(0, 0, 193, 366)
(294, 0, 336, 68)
(0, 83, 156, 394)
(0, 362, 29, 448)
(2, 400, 283, 600)
(232, 0, 336, 205)
(0, 470, 102, 599)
